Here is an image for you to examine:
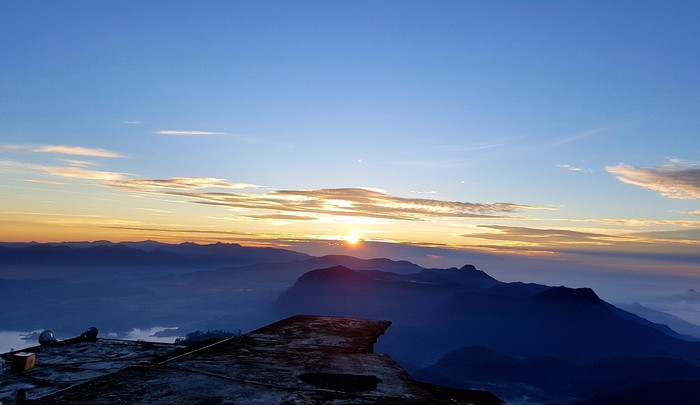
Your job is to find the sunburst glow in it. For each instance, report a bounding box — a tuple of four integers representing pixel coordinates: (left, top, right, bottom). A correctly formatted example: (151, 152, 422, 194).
(346, 232, 361, 244)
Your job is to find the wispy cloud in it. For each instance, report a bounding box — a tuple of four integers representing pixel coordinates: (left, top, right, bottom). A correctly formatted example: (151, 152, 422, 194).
(3, 160, 264, 193)
(37, 217, 146, 228)
(135, 207, 173, 215)
(144, 187, 553, 222)
(242, 213, 320, 221)
(607, 159, 700, 199)
(2, 144, 125, 158)
(549, 217, 700, 228)
(546, 126, 611, 149)
(58, 159, 96, 167)
(2, 210, 145, 228)
(1, 211, 104, 218)
(464, 225, 700, 258)
(21, 179, 68, 185)
(110, 177, 263, 191)
(466, 225, 627, 247)
(33, 145, 125, 158)
(38, 166, 126, 181)
(0, 160, 127, 181)
(154, 130, 227, 136)
(440, 138, 521, 153)
(592, 218, 700, 228)
(629, 228, 700, 242)
(0, 144, 26, 152)
(557, 164, 583, 172)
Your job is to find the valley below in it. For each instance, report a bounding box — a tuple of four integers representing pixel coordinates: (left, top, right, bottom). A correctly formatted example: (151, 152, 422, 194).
(2, 241, 700, 404)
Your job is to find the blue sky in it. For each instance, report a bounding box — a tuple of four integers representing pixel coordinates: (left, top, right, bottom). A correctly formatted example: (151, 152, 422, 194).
(1, 1, 700, 298)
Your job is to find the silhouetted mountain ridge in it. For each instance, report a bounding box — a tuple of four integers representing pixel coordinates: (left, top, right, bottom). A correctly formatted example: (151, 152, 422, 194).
(0, 244, 187, 267)
(298, 255, 424, 274)
(615, 302, 700, 340)
(607, 303, 697, 341)
(274, 263, 700, 403)
(0, 241, 310, 269)
(297, 265, 374, 284)
(534, 286, 601, 304)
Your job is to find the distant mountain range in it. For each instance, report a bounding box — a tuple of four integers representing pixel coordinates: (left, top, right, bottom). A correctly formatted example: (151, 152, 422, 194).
(616, 301, 700, 340)
(0, 241, 309, 279)
(272, 264, 700, 403)
(2, 241, 700, 404)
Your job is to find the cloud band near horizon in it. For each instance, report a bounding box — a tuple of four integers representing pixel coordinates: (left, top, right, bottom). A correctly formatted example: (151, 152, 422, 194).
(155, 186, 550, 222)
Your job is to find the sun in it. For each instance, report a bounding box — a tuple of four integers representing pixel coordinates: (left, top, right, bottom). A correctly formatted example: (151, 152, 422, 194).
(346, 232, 361, 244)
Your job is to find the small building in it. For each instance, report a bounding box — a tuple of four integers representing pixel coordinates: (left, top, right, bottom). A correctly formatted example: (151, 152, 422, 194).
(1, 315, 503, 404)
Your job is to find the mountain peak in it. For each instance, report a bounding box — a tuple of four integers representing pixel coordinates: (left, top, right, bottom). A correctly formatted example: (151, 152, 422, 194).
(535, 286, 601, 304)
(459, 264, 478, 272)
(296, 266, 372, 285)
(303, 255, 425, 275)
